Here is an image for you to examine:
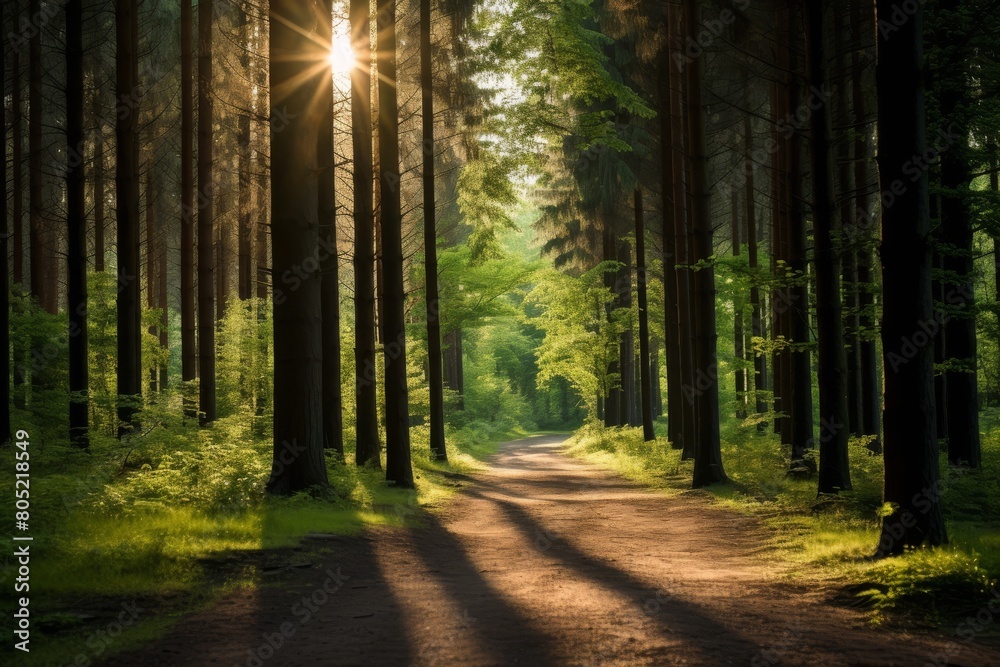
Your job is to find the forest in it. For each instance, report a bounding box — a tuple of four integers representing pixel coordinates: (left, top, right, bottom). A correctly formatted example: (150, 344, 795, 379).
(2, 0, 1000, 664)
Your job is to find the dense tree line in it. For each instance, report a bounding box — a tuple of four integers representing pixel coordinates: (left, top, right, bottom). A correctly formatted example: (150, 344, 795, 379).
(3, 0, 998, 558)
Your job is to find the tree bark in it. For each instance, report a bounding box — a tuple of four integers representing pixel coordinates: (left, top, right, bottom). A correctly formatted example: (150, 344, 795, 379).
(238, 113, 252, 300)
(216, 220, 228, 320)
(635, 189, 655, 441)
(937, 0, 980, 469)
(377, 0, 415, 487)
(422, 0, 447, 461)
(1, 1, 10, 443)
(352, 0, 382, 467)
(181, 0, 196, 414)
(669, 0, 696, 458)
(731, 186, 746, 420)
(744, 117, 768, 422)
(319, 0, 344, 458)
(806, 1, 852, 492)
(659, 78, 684, 449)
(875, 0, 947, 554)
(146, 157, 158, 394)
(29, 0, 56, 314)
(684, 0, 726, 487)
(12, 32, 23, 287)
(158, 219, 168, 391)
(116, 0, 142, 436)
(92, 92, 106, 272)
(67, 0, 89, 446)
(198, 0, 217, 425)
(266, 0, 330, 494)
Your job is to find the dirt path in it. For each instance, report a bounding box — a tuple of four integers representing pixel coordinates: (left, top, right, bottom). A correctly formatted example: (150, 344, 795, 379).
(105, 434, 998, 666)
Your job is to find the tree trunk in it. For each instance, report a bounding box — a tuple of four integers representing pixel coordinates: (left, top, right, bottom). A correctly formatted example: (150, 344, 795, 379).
(852, 49, 880, 451)
(937, 0, 980, 469)
(352, 0, 382, 467)
(237, 5, 252, 302)
(146, 158, 158, 394)
(603, 220, 622, 427)
(669, 0, 696, 458)
(158, 222, 168, 391)
(67, 0, 89, 446)
(422, 0, 447, 461)
(216, 221, 227, 320)
(266, 0, 330, 494)
(29, 0, 55, 315)
(198, 0, 217, 425)
(770, 78, 795, 446)
(1, 2, 10, 443)
(618, 237, 636, 427)
(732, 186, 746, 420)
(319, 0, 344, 458)
(806, 1, 851, 493)
(116, 0, 142, 436)
(238, 113, 252, 300)
(684, 0, 726, 488)
(377, 0, 415, 487)
(745, 117, 768, 423)
(92, 92, 106, 272)
(658, 78, 684, 449)
(12, 34, 23, 287)
(181, 0, 196, 414)
(875, 0, 947, 555)
(635, 189, 655, 441)
(650, 337, 662, 419)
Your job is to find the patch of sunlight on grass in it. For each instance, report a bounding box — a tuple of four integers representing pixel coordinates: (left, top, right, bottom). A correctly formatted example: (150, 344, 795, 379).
(34, 508, 265, 595)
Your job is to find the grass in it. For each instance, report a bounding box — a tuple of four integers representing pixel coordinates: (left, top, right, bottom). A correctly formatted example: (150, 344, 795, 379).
(564, 414, 1000, 629)
(1, 400, 523, 666)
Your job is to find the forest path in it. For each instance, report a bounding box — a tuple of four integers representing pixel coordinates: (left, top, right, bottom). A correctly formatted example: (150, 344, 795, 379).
(106, 434, 998, 667)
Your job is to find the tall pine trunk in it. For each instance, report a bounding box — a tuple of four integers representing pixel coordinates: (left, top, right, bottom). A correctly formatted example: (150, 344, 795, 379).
(116, 0, 142, 436)
(92, 92, 105, 272)
(146, 159, 158, 394)
(684, 0, 725, 487)
(198, 0, 217, 425)
(67, 0, 89, 446)
(670, 0, 697, 459)
(266, 0, 330, 494)
(806, 1, 851, 493)
(875, 0, 946, 554)
(422, 0, 447, 461)
(731, 187, 746, 420)
(320, 0, 344, 457)
(745, 117, 768, 422)
(352, 0, 381, 467)
(180, 0, 196, 415)
(12, 32, 23, 287)
(377, 0, 415, 487)
(238, 113, 252, 300)
(659, 78, 684, 450)
(635, 189, 655, 441)
(29, 0, 55, 315)
(1, 1, 10, 444)
(937, 0, 981, 469)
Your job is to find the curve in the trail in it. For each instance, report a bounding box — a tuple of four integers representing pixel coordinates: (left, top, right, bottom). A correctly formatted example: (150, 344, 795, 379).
(104, 434, 999, 667)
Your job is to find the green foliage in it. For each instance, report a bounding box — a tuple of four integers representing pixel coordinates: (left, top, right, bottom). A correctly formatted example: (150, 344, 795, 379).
(216, 297, 273, 418)
(526, 263, 626, 420)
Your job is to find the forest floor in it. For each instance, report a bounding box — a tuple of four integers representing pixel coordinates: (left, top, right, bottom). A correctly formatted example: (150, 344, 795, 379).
(101, 434, 1000, 667)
